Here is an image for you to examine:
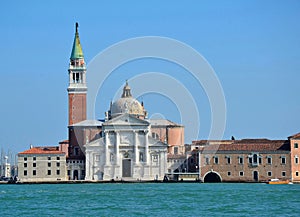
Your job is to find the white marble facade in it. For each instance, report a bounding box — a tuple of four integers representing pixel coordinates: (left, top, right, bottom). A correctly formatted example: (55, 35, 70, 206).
(85, 113, 168, 181)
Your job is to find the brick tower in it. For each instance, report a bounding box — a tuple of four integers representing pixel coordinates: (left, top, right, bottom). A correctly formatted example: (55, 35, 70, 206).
(67, 23, 87, 180)
(68, 22, 87, 126)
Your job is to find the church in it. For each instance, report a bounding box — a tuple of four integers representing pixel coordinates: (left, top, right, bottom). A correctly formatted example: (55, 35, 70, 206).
(85, 83, 168, 181)
(65, 23, 184, 181)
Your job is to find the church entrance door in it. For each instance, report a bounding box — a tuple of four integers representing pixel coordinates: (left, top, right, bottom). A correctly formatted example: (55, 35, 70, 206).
(73, 170, 78, 180)
(122, 159, 132, 177)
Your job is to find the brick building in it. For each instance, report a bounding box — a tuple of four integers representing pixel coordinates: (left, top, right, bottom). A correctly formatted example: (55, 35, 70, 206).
(289, 133, 300, 182)
(188, 138, 293, 182)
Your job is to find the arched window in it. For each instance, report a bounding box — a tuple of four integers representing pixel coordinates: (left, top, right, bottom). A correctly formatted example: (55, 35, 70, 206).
(253, 154, 258, 164)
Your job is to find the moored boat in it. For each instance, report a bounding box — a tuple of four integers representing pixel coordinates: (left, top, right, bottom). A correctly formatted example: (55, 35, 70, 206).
(267, 178, 290, 184)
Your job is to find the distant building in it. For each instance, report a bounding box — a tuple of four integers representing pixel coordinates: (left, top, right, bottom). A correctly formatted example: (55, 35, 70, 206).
(289, 132, 300, 182)
(188, 138, 293, 182)
(0, 156, 11, 178)
(18, 146, 67, 182)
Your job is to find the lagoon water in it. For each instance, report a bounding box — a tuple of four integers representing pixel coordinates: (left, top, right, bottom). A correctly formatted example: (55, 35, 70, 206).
(0, 183, 299, 216)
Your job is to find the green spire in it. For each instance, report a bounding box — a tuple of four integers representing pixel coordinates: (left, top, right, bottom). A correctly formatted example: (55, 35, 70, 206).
(70, 22, 84, 60)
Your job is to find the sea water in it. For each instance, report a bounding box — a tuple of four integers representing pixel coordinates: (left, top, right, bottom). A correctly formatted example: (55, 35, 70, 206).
(0, 183, 299, 216)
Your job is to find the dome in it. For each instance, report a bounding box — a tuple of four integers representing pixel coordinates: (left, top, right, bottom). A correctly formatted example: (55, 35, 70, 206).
(111, 97, 145, 117)
(108, 81, 147, 119)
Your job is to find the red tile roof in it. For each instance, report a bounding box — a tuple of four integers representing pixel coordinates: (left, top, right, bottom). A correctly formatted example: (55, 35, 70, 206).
(289, 132, 300, 139)
(19, 147, 65, 155)
(192, 140, 290, 152)
(59, 140, 69, 144)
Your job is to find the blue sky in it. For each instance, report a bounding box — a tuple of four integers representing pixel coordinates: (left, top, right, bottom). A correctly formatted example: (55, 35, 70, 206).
(1, 1, 300, 156)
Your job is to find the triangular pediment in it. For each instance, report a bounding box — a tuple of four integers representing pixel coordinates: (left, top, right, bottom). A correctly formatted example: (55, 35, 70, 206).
(148, 136, 168, 148)
(86, 138, 105, 147)
(103, 113, 149, 126)
(70, 119, 103, 127)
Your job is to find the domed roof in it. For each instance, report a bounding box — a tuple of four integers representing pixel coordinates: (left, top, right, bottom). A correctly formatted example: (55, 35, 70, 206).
(111, 97, 144, 117)
(109, 81, 147, 119)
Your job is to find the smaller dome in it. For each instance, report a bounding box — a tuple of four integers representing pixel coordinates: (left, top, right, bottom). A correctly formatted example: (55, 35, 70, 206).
(122, 80, 132, 98)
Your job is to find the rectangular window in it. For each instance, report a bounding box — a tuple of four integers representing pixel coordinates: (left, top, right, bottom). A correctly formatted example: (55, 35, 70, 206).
(56, 162, 60, 167)
(74, 147, 79, 156)
(57, 156, 60, 161)
(205, 157, 209, 165)
(214, 156, 219, 164)
(296, 171, 299, 176)
(33, 170, 36, 176)
(33, 163, 36, 167)
(24, 163, 27, 168)
(248, 157, 252, 164)
(227, 171, 231, 176)
(226, 157, 231, 164)
(152, 132, 155, 138)
(48, 156, 51, 161)
(174, 147, 178, 155)
(48, 170, 51, 175)
(48, 162, 51, 167)
(281, 156, 286, 164)
(267, 156, 272, 164)
(259, 157, 262, 164)
(33, 156, 36, 161)
(239, 156, 244, 164)
(295, 143, 299, 148)
(239, 171, 244, 176)
(56, 170, 60, 175)
(24, 170, 27, 176)
(282, 171, 286, 177)
(24, 157, 27, 161)
(267, 171, 272, 177)
(253, 154, 258, 165)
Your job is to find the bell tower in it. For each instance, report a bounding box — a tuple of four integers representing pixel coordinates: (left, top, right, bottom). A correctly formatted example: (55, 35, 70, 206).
(68, 22, 87, 126)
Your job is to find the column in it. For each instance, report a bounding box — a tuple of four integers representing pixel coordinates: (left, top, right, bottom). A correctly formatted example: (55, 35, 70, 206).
(105, 131, 110, 166)
(85, 150, 90, 180)
(145, 130, 149, 165)
(82, 72, 86, 84)
(69, 72, 73, 84)
(134, 130, 139, 164)
(115, 131, 120, 165)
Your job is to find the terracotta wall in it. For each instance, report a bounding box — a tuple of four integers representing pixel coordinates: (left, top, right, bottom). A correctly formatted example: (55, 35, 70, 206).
(290, 139, 300, 182)
(68, 93, 86, 126)
(151, 126, 185, 155)
(190, 152, 291, 182)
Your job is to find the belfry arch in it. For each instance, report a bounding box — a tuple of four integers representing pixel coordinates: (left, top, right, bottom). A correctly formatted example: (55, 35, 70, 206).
(203, 171, 222, 183)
